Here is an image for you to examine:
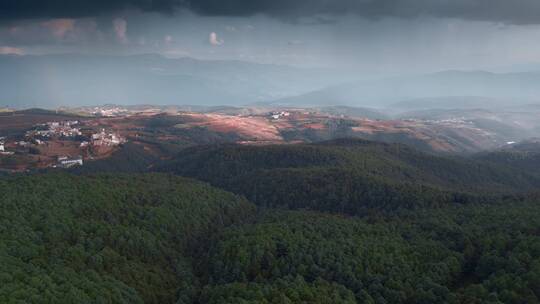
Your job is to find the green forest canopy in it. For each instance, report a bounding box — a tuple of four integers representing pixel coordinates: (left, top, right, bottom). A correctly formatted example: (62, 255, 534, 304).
(2, 138, 540, 303)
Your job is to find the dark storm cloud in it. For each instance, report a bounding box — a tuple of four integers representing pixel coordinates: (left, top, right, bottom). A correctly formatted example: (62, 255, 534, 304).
(2, 0, 540, 24)
(0, 0, 180, 21)
(187, 0, 540, 25)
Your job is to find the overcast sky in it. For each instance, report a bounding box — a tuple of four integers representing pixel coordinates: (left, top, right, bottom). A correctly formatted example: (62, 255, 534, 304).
(2, 0, 540, 75)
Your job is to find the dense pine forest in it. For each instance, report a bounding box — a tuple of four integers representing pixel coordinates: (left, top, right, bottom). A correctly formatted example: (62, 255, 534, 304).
(2, 139, 540, 303)
(159, 139, 540, 214)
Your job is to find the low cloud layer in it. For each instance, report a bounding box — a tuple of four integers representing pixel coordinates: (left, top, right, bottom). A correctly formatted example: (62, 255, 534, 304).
(3, 0, 540, 24)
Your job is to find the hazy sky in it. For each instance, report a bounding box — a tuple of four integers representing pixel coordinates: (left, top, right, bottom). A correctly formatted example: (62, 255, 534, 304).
(2, 1, 540, 75)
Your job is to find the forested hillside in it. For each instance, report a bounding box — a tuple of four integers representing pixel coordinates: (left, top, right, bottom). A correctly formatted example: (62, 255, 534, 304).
(2, 139, 540, 303)
(159, 139, 540, 215)
(70, 143, 160, 174)
(203, 203, 540, 303)
(476, 145, 540, 174)
(0, 174, 254, 303)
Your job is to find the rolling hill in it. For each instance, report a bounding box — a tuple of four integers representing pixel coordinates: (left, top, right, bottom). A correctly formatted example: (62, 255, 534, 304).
(274, 70, 540, 108)
(158, 138, 540, 215)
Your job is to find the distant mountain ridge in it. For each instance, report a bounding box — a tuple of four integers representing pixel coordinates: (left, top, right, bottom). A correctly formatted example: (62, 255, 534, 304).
(0, 54, 346, 108)
(274, 70, 540, 108)
(390, 96, 509, 112)
(5, 54, 540, 111)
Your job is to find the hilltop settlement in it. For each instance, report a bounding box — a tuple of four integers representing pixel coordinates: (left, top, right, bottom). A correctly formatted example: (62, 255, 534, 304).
(0, 110, 126, 171)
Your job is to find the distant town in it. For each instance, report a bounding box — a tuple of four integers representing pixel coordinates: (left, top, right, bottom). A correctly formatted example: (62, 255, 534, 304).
(0, 111, 126, 171)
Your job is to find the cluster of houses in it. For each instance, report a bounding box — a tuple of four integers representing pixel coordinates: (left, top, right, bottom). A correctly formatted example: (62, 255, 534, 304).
(23, 121, 126, 148)
(91, 129, 126, 146)
(270, 111, 291, 120)
(27, 120, 82, 138)
(52, 130, 125, 168)
(0, 119, 128, 170)
(90, 107, 128, 117)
